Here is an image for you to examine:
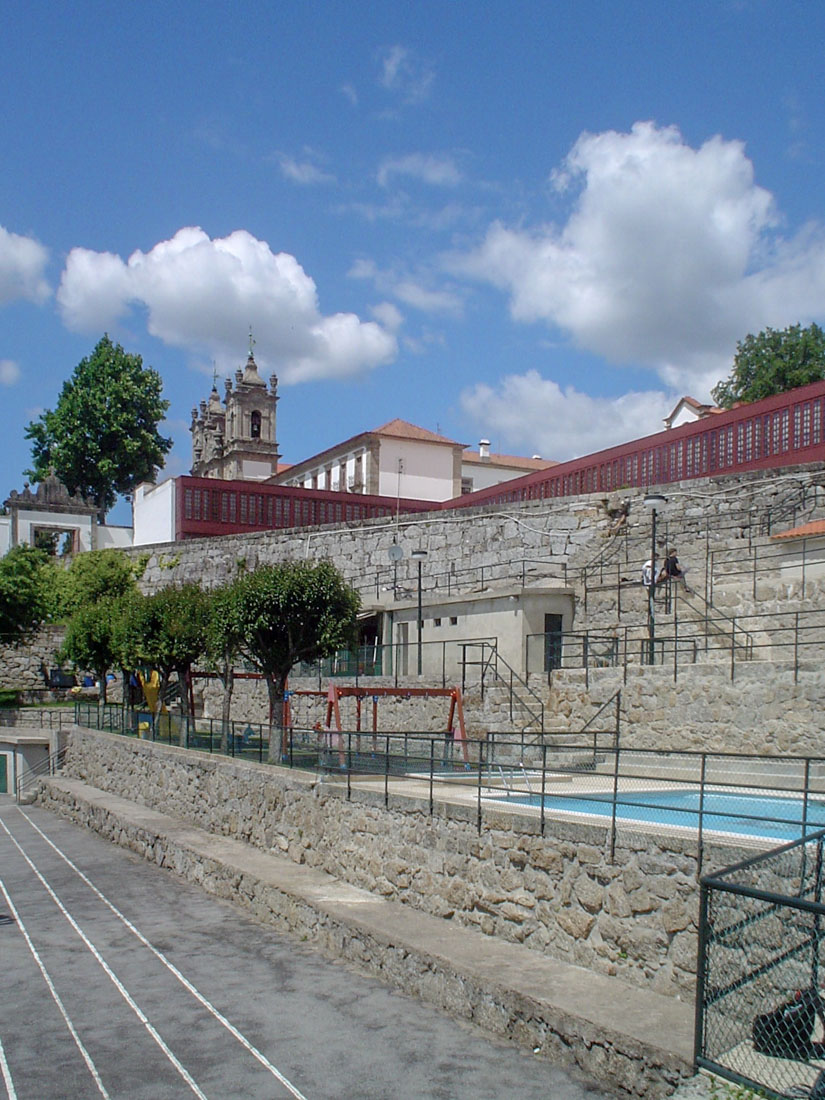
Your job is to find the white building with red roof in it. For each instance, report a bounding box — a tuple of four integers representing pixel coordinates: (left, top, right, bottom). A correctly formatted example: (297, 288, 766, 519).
(663, 395, 724, 430)
(271, 419, 555, 503)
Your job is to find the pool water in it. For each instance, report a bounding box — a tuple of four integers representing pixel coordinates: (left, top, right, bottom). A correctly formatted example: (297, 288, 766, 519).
(490, 788, 825, 842)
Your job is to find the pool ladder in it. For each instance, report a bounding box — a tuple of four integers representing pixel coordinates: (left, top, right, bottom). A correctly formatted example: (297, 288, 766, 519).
(491, 762, 533, 800)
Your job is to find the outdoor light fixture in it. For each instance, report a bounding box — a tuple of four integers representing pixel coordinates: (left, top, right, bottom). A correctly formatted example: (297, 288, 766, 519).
(642, 494, 668, 665)
(411, 549, 428, 675)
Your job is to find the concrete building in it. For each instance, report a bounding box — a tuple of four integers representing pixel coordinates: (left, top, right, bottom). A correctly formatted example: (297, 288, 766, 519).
(460, 440, 555, 494)
(273, 420, 555, 503)
(272, 419, 465, 502)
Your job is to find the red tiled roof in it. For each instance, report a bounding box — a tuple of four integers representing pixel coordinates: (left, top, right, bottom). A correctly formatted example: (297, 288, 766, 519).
(373, 419, 463, 446)
(664, 395, 723, 423)
(771, 519, 825, 540)
(462, 450, 558, 470)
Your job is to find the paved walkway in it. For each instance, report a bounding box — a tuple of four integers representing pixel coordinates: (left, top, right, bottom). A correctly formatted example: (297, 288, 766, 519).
(37, 775, 699, 1096)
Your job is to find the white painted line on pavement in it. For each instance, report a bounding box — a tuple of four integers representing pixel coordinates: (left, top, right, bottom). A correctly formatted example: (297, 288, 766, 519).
(19, 808, 311, 1100)
(0, 1034, 17, 1100)
(0, 879, 108, 1099)
(0, 820, 208, 1100)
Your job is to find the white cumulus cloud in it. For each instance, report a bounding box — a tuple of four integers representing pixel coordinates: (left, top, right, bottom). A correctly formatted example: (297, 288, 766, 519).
(461, 371, 674, 462)
(57, 227, 397, 384)
(0, 358, 21, 385)
(453, 121, 825, 394)
(370, 301, 403, 331)
(0, 226, 50, 305)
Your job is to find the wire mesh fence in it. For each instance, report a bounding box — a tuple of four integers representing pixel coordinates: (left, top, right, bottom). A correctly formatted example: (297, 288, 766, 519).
(697, 831, 825, 1099)
(72, 703, 825, 873)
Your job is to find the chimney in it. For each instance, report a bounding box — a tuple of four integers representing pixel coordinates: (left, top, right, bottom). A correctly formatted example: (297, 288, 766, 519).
(479, 439, 490, 462)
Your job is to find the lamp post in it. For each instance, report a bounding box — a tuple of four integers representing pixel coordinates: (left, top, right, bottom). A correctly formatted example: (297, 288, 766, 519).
(411, 549, 428, 675)
(643, 493, 668, 666)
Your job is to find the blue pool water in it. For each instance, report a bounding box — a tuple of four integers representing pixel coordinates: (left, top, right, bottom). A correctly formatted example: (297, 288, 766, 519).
(490, 788, 825, 842)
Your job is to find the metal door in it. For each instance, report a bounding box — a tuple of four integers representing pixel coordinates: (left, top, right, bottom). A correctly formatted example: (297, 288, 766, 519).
(544, 614, 563, 671)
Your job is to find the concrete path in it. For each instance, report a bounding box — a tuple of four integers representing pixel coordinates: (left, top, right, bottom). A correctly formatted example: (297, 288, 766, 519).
(34, 775, 698, 1096)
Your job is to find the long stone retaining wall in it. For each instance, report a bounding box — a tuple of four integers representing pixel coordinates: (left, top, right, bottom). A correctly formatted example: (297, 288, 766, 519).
(530, 662, 825, 756)
(133, 466, 824, 600)
(50, 725, 763, 1002)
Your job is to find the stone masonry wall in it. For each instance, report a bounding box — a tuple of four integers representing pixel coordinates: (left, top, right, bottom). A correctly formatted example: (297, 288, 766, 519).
(195, 674, 484, 734)
(58, 725, 762, 1001)
(0, 626, 66, 690)
(508, 662, 825, 756)
(133, 467, 824, 601)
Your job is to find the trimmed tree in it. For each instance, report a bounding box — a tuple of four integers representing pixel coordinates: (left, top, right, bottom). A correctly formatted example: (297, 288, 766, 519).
(205, 580, 247, 753)
(712, 323, 825, 409)
(55, 548, 142, 619)
(230, 561, 360, 762)
(59, 596, 127, 706)
(25, 334, 172, 523)
(123, 584, 211, 744)
(0, 546, 54, 647)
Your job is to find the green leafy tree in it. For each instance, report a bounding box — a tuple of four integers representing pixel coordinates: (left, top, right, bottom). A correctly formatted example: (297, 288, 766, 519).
(229, 561, 359, 762)
(205, 580, 247, 754)
(0, 546, 54, 647)
(122, 584, 211, 743)
(712, 323, 825, 409)
(55, 548, 141, 619)
(59, 597, 128, 706)
(26, 334, 172, 522)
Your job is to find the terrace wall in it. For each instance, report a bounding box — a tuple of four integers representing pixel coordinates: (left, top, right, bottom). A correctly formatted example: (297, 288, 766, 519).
(51, 725, 768, 1001)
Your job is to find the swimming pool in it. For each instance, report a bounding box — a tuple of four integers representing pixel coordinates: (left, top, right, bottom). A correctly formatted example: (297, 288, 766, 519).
(489, 788, 825, 842)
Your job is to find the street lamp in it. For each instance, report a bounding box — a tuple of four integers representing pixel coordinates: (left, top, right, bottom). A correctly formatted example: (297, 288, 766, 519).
(411, 549, 428, 675)
(643, 493, 668, 666)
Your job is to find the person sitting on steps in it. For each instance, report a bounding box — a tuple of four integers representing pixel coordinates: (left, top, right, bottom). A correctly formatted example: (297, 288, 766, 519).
(657, 548, 690, 591)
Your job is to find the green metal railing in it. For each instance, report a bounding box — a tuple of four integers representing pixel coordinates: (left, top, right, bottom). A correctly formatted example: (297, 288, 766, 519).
(526, 604, 825, 684)
(75, 701, 825, 873)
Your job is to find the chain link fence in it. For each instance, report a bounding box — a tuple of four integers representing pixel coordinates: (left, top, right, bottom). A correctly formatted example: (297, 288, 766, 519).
(697, 831, 825, 1098)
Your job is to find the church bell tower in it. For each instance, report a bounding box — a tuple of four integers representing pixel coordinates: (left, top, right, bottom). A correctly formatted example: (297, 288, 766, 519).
(190, 338, 280, 480)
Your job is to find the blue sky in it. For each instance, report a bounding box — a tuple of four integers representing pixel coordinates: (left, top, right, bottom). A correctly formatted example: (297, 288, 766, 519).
(3, 0, 825, 522)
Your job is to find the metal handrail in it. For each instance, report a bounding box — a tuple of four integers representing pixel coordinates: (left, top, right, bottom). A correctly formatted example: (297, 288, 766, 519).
(16, 746, 68, 802)
(0, 707, 74, 729)
(459, 641, 545, 733)
(677, 586, 756, 660)
(523, 601, 825, 683)
(354, 554, 569, 600)
(580, 477, 822, 600)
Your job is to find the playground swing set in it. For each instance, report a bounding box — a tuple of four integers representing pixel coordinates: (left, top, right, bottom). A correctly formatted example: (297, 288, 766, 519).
(284, 684, 470, 770)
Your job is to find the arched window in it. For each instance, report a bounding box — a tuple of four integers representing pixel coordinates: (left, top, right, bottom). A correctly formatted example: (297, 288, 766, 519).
(251, 410, 261, 439)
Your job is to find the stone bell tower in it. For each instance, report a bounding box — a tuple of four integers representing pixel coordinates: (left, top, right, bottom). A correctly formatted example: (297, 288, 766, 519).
(190, 340, 280, 480)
